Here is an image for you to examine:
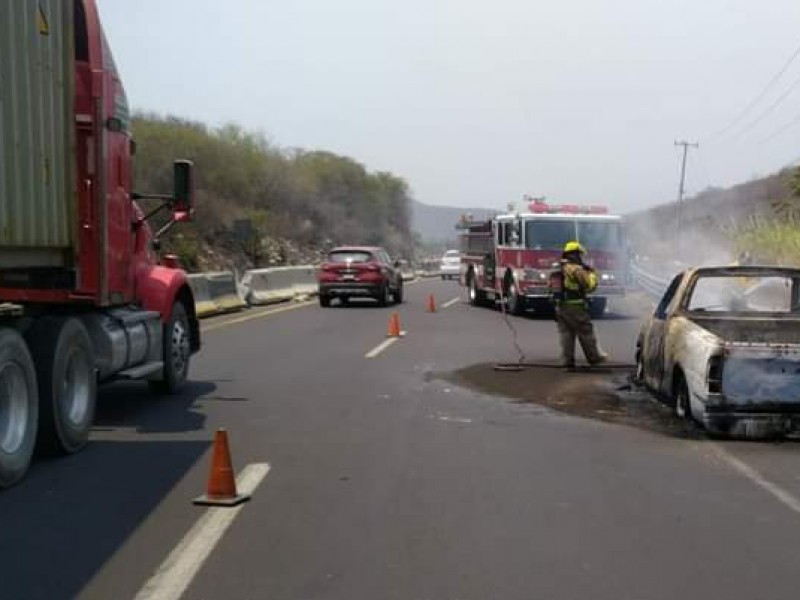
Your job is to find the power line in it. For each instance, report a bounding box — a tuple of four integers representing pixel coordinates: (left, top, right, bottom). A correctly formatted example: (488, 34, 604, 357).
(704, 37, 800, 142)
(760, 108, 800, 144)
(722, 71, 800, 142)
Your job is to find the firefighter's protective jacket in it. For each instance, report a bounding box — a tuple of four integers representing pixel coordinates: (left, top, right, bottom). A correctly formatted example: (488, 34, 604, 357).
(561, 262, 597, 305)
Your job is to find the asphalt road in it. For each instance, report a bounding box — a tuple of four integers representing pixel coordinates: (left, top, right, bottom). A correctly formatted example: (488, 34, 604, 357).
(2, 279, 800, 600)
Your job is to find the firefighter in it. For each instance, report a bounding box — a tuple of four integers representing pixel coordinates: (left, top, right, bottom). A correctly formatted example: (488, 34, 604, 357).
(556, 241, 608, 370)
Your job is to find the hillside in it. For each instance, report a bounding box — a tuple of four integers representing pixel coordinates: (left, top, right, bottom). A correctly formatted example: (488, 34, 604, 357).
(627, 167, 800, 266)
(132, 114, 415, 271)
(412, 200, 495, 244)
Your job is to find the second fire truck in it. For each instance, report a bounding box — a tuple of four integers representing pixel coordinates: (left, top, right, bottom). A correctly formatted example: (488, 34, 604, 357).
(458, 198, 627, 317)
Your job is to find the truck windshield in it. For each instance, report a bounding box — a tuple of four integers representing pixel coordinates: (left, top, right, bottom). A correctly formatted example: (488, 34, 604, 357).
(577, 221, 624, 250)
(525, 221, 576, 250)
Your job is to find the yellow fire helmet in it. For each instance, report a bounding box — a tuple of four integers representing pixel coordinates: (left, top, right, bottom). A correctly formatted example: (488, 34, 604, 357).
(563, 240, 586, 254)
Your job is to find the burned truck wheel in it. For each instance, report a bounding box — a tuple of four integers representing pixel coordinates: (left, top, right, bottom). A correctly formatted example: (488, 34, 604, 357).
(633, 349, 645, 384)
(0, 328, 39, 487)
(28, 318, 96, 455)
(150, 301, 191, 395)
(673, 371, 693, 421)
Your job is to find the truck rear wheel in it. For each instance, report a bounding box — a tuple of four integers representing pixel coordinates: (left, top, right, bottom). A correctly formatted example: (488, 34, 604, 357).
(150, 301, 191, 395)
(674, 373, 693, 422)
(0, 328, 39, 487)
(468, 272, 485, 307)
(28, 318, 96, 455)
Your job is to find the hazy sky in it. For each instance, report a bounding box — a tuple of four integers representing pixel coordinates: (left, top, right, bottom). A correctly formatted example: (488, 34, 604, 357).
(100, 0, 800, 213)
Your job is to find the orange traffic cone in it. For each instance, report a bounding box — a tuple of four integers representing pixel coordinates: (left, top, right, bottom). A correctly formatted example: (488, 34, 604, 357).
(387, 312, 402, 337)
(426, 294, 437, 313)
(193, 428, 251, 507)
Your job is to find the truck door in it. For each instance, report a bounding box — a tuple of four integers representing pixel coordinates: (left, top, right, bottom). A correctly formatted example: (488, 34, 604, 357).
(644, 275, 682, 393)
(485, 221, 503, 291)
(101, 37, 135, 303)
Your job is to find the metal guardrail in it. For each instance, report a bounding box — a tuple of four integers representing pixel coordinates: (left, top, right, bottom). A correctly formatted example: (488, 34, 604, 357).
(629, 262, 671, 300)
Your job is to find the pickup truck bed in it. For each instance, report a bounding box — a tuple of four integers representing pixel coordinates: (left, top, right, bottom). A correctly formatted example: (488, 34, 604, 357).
(689, 317, 800, 344)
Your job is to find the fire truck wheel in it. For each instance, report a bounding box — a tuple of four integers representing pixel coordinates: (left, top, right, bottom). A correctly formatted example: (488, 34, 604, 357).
(589, 298, 607, 319)
(150, 301, 191, 395)
(468, 273, 485, 306)
(0, 328, 38, 488)
(28, 318, 96, 455)
(504, 279, 524, 316)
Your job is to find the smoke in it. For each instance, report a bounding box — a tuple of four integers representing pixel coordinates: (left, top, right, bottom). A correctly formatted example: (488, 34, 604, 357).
(627, 210, 734, 279)
(627, 166, 800, 279)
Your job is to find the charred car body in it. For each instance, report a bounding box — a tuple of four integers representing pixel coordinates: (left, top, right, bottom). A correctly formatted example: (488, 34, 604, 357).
(636, 266, 800, 438)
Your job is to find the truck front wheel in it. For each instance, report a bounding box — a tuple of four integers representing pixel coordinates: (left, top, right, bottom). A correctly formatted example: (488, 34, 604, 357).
(0, 328, 38, 487)
(28, 317, 97, 455)
(150, 301, 191, 395)
(589, 298, 607, 319)
(504, 278, 524, 316)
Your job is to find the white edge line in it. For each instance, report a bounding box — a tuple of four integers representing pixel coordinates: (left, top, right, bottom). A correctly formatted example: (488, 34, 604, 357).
(442, 297, 460, 309)
(365, 337, 398, 359)
(710, 444, 800, 516)
(133, 463, 271, 600)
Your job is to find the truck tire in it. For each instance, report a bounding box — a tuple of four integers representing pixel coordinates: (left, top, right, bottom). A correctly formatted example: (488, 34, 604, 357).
(589, 298, 607, 319)
(319, 294, 331, 307)
(0, 328, 39, 487)
(634, 347, 645, 384)
(150, 301, 191, 395)
(28, 318, 96, 455)
(468, 272, 485, 307)
(504, 277, 524, 316)
(673, 371, 693, 421)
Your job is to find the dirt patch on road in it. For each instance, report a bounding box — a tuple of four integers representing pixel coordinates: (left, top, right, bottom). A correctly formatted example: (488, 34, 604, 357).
(439, 363, 704, 439)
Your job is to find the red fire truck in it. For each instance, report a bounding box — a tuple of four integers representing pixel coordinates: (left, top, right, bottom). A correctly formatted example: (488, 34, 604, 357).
(459, 198, 627, 317)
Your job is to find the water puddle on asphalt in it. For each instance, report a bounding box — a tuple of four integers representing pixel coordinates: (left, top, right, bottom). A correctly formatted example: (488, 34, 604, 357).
(436, 363, 705, 439)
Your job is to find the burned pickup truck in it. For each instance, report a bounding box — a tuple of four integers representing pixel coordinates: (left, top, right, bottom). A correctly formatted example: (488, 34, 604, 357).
(635, 266, 800, 438)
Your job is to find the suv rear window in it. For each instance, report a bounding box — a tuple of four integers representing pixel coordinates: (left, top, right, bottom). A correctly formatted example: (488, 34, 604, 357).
(328, 250, 373, 263)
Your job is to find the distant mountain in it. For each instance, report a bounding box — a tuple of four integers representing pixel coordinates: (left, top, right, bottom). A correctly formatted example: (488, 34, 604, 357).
(411, 200, 496, 243)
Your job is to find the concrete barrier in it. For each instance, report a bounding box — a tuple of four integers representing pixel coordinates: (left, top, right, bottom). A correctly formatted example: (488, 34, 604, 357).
(242, 265, 318, 306)
(188, 271, 247, 318)
(187, 274, 217, 318)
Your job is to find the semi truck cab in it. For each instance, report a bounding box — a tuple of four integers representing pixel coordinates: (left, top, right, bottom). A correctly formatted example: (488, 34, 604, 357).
(0, 0, 200, 487)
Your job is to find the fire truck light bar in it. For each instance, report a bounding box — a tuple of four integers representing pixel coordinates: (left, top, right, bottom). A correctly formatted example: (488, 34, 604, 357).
(528, 199, 608, 215)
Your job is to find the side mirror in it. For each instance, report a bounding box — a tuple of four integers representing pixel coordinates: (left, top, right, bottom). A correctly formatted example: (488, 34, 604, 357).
(173, 160, 194, 215)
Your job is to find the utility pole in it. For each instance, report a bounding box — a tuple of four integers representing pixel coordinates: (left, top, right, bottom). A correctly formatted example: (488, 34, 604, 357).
(674, 140, 698, 252)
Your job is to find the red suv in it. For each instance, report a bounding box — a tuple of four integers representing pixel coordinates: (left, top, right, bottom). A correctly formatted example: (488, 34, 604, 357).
(317, 246, 404, 307)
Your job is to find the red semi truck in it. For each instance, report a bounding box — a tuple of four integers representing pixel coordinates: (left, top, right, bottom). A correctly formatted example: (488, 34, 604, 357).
(459, 198, 627, 317)
(0, 0, 200, 487)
